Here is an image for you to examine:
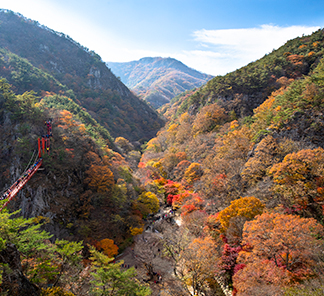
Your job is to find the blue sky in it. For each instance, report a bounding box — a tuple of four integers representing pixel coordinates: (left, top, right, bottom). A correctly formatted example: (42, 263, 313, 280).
(1, 0, 323, 75)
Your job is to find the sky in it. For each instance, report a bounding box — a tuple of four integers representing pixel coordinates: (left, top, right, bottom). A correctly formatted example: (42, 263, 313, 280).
(1, 0, 323, 76)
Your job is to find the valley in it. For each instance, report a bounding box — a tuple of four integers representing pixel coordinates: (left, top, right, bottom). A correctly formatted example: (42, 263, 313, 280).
(0, 8, 324, 296)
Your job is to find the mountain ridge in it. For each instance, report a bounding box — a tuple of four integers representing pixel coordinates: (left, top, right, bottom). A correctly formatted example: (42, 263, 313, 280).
(0, 9, 164, 141)
(108, 57, 213, 108)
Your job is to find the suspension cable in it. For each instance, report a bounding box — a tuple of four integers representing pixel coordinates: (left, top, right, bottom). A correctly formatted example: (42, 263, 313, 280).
(23, 149, 36, 173)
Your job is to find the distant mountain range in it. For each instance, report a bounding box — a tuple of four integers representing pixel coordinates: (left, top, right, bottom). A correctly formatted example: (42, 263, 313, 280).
(108, 57, 213, 108)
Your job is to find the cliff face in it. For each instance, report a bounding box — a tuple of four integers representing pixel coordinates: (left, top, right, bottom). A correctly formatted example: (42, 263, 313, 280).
(0, 80, 144, 244)
(0, 113, 68, 238)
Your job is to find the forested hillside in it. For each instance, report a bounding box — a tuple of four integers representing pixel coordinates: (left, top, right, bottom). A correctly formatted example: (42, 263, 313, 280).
(161, 29, 324, 121)
(109, 57, 213, 108)
(0, 10, 164, 295)
(0, 9, 164, 141)
(137, 29, 324, 295)
(1, 7, 324, 295)
(0, 78, 156, 295)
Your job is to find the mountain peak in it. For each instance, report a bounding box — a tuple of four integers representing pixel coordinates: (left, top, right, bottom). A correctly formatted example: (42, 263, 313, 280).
(108, 57, 213, 108)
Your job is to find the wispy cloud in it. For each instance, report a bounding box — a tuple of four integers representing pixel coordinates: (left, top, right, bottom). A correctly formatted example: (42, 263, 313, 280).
(183, 24, 320, 75)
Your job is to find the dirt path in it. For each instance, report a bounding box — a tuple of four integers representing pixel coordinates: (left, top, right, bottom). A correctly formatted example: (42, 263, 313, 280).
(116, 208, 182, 295)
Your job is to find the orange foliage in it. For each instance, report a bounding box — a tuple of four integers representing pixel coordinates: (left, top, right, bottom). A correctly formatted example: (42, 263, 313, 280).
(59, 110, 78, 128)
(192, 103, 228, 134)
(269, 147, 324, 216)
(216, 196, 264, 236)
(181, 193, 204, 216)
(251, 87, 286, 132)
(183, 163, 203, 185)
(286, 54, 304, 65)
(85, 164, 114, 193)
(239, 212, 324, 282)
(233, 259, 290, 296)
(96, 238, 119, 258)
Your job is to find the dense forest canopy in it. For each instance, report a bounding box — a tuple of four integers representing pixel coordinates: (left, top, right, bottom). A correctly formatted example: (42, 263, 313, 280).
(161, 29, 324, 121)
(137, 29, 324, 295)
(1, 9, 324, 295)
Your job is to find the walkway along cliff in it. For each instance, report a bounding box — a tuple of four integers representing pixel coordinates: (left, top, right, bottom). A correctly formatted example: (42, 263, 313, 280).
(0, 120, 52, 212)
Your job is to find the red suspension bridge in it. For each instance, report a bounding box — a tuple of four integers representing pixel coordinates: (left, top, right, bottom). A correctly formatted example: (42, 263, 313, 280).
(0, 120, 52, 212)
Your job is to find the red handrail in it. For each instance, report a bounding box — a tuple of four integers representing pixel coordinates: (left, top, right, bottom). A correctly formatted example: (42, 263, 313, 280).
(0, 120, 52, 212)
(0, 159, 43, 212)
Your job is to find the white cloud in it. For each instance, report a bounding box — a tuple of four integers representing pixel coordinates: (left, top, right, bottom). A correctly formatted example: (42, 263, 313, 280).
(186, 24, 321, 75)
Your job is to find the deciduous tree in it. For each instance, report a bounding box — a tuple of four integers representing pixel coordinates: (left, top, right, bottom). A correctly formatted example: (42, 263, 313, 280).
(238, 212, 324, 283)
(269, 147, 324, 219)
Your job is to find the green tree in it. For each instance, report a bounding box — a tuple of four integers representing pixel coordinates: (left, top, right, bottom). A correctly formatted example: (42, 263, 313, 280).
(89, 247, 151, 296)
(0, 211, 84, 294)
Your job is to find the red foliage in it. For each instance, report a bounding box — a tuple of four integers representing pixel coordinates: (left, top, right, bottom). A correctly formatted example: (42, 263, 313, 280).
(181, 194, 204, 216)
(166, 194, 174, 205)
(218, 244, 243, 285)
(138, 162, 145, 168)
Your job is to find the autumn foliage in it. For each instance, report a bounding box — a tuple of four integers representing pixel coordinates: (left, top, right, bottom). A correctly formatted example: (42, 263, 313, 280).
(216, 196, 265, 234)
(95, 239, 119, 258)
(234, 212, 324, 294)
(269, 147, 324, 218)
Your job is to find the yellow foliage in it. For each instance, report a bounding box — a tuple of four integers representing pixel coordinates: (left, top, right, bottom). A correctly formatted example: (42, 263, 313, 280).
(183, 163, 203, 185)
(78, 124, 86, 134)
(152, 161, 167, 178)
(145, 138, 162, 152)
(130, 226, 144, 236)
(217, 196, 265, 233)
(179, 112, 190, 124)
(167, 123, 178, 132)
(230, 120, 239, 130)
(41, 287, 75, 296)
(138, 191, 160, 214)
(269, 148, 324, 212)
(32, 216, 51, 224)
(115, 136, 129, 146)
(251, 87, 286, 133)
(115, 137, 132, 152)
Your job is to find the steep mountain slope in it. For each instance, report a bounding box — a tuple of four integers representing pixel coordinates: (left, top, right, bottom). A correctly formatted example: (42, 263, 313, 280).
(108, 57, 213, 108)
(137, 30, 324, 295)
(0, 78, 150, 246)
(161, 29, 324, 120)
(0, 9, 164, 141)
